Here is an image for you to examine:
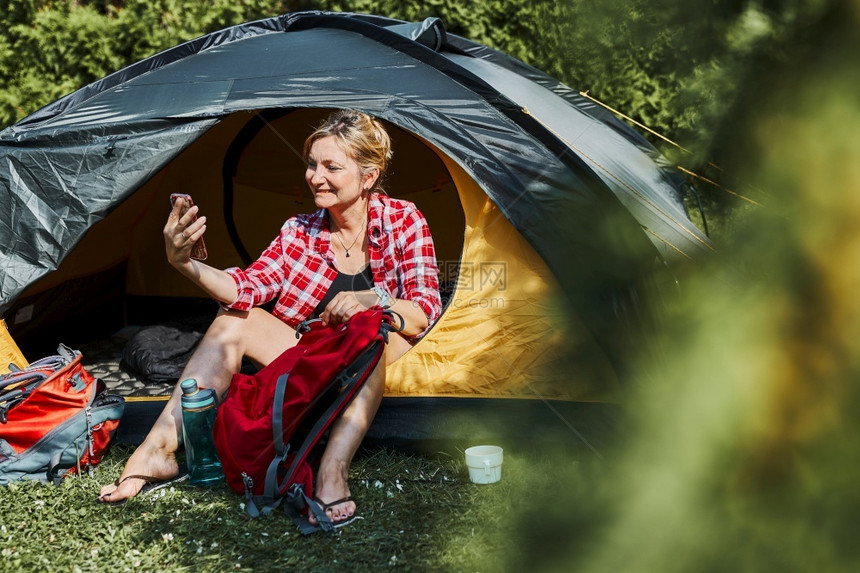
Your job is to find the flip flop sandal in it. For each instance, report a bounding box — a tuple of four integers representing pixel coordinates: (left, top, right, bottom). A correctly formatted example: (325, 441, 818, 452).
(97, 473, 189, 506)
(312, 496, 362, 529)
(333, 514, 363, 529)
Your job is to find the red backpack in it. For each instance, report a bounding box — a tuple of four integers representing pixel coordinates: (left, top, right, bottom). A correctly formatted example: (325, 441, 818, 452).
(212, 309, 396, 533)
(0, 344, 125, 484)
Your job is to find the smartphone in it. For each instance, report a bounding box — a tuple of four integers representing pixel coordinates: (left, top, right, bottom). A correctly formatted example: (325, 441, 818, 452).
(170, 193, 208, 261)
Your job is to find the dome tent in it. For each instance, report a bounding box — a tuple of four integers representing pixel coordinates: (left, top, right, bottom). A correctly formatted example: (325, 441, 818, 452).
(0, 12, 710, 448)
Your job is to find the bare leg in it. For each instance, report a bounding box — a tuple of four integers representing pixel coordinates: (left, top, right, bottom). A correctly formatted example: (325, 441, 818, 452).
(310, 332, 412, 524)
(98, 308, 296, 502)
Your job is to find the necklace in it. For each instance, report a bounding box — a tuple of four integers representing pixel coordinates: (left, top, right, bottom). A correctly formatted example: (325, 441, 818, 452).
(333, 222, 365, 258)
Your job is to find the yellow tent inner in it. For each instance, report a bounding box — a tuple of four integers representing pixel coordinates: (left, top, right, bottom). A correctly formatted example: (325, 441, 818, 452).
(387, 143, 619, 401)
(1, 319, 27, 374)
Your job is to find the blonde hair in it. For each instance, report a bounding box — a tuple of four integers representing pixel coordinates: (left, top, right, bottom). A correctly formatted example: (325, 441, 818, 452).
(303, 109, 393, 193)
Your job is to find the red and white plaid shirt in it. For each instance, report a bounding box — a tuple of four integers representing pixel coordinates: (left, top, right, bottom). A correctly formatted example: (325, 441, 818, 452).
(224, 194, 441, 337)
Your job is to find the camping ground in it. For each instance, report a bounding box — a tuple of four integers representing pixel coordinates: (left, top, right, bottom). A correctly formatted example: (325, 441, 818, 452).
(0, 442, 582, 571)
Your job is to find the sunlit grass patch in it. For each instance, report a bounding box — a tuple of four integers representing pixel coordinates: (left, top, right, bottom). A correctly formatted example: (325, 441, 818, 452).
(0, 442, 587, 571)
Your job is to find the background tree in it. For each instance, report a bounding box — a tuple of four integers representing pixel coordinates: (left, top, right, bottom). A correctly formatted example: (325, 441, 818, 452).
(0, 0, 289, 126)
(548, 1, 835, 217)
(0, 0, 831, 222)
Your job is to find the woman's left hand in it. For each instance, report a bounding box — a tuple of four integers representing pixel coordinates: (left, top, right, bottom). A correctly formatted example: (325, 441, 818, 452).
(320, 290, 380, 326)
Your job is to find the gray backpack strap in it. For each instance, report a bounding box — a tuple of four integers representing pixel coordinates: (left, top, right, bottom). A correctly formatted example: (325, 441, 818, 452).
(281, 341, 381, 489)
(47, 440, 79, 486)
(245, 373, 292, 517)
(279, 342, 383, 534)
(283, 484, 333, 534)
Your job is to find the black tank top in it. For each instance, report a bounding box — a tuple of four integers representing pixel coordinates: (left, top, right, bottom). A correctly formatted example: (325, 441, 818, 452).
(312, 265, 375, 318)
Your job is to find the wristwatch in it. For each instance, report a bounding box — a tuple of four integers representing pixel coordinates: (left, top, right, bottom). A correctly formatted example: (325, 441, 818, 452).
(371, 286, 393, 309)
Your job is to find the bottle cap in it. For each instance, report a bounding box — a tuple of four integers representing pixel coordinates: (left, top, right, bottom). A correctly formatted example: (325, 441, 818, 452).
(180, 379, 198, 395)
(180, 379, 215, 408)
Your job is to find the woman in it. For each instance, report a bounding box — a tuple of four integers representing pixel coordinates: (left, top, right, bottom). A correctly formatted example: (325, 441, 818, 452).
(98, 110, 442, 526)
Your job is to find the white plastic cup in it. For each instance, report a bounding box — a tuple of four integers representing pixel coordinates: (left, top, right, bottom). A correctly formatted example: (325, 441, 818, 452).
(464, 445, 503, 484)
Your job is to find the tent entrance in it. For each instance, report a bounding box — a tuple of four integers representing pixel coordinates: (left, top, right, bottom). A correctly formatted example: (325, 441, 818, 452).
(6, 108, 467, 352)
(6, 107, 618, 402)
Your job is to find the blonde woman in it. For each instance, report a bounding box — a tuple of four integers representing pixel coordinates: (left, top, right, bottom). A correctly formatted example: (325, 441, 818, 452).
(99, 110, 442, 526)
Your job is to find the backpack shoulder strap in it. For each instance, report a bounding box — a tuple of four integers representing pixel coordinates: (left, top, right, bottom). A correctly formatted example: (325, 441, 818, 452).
(279, 339, 385, 534)
(245, 372, 293, 518)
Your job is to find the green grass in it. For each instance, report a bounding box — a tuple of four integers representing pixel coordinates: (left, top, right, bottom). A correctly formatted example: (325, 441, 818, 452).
(0, 443, 579, 572)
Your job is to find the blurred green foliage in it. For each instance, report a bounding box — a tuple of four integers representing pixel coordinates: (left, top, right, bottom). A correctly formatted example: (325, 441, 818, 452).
(511, 2, 860, 571)
(548, 1, 838, 215)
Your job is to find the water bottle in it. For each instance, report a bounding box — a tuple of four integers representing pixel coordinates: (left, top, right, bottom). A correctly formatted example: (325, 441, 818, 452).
(180, 378, 223, 485)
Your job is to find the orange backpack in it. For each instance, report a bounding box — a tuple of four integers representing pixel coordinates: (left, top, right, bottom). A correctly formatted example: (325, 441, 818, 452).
(0, 345, 125, 484)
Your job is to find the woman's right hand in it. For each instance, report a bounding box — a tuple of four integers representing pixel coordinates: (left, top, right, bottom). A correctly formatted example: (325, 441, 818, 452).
(163, 197, 207, 267)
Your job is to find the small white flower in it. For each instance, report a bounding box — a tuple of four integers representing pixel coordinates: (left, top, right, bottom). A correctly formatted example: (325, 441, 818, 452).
(161, 533, 174, 543)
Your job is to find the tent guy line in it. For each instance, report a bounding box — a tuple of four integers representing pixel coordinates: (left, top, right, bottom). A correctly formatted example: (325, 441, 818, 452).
(579, 90, 691, 154)
(579, 90, 760, 208)
(676, 167, 762, 207)
(522, 107, 715, 256)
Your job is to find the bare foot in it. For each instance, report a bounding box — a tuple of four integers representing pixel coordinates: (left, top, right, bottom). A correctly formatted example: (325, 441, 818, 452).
(308, 460, 355, 525)
(98, 443, 180, 503)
